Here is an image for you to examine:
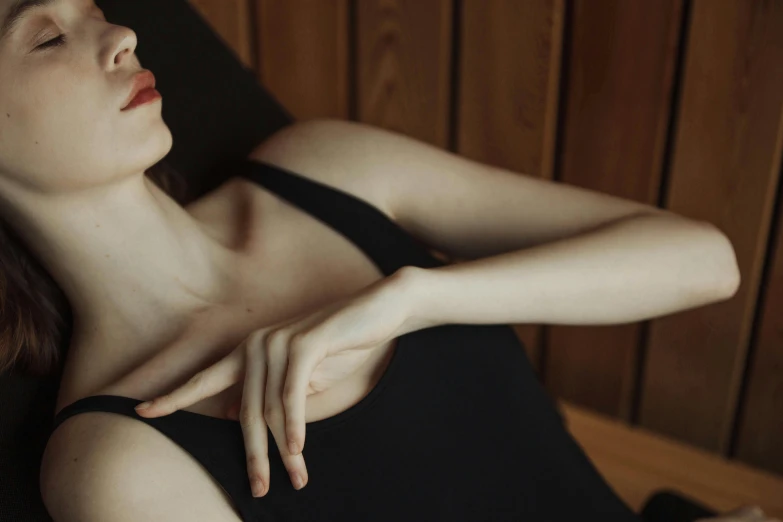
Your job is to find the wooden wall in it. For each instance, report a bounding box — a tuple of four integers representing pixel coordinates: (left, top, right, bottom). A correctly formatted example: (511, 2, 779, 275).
(187, 0, 783, 477)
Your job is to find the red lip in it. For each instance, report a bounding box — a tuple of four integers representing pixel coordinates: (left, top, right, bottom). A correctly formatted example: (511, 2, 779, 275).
(121, 70, 157, 111)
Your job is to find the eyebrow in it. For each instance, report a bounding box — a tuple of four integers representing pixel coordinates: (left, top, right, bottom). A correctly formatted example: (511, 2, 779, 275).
(0, 0, 57, 43)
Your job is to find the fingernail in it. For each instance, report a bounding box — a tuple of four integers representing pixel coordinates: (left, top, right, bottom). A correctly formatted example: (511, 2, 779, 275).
(135, 402, 152, 411)
(292, 473, 303, 490)
(252, 479, 265, 497)
(289, 440, 299, 454)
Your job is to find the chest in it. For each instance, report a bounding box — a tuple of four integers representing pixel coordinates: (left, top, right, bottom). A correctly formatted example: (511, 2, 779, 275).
(244, 176, 394, 313)
(62, 172, 402, 421)
(49, 167, 410, 522)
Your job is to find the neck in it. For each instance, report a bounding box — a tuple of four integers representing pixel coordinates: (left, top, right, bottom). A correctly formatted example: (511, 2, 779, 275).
(2, 172, 246, 356)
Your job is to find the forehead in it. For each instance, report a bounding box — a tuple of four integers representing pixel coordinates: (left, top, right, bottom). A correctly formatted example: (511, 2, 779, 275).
(1, 0, 87, 22)
(1, 0, 97, 44)
(1, 0, 57, 34)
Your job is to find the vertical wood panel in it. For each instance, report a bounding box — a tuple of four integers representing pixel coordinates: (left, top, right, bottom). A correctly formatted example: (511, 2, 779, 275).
(639, 0, 783, 454)
(458, 0, 565, 372)
(735, 185, 783, 475)
(355, 0, 453, 148)
(188, 0, 254, 70)
(733, 155, 783, 472)
(255, 0, 350, 120)
(544, 0, 684, 420)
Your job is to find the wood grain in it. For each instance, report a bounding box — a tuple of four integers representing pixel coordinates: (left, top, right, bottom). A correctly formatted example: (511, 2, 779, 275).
(638, 0, 783, 454)
(733, 136, 783, 473)
(562, 400, 783, 517)
(457, 0, 565, 372)
(355, 0, 453, 148)
(254, 0, 350, 120)
(544, 0, 684, 420)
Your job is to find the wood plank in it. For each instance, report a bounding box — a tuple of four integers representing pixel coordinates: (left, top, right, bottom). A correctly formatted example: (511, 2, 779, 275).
(188, 0, 254, 70)
(457, 0, 565, 372)
(561, 400, 783, 518)
(355, 0, 453, 149)
(254, 0, 350, 119)
(733, 161, 783, 474)
(544, 0, 683, 421)
(638, 0, 783, 454)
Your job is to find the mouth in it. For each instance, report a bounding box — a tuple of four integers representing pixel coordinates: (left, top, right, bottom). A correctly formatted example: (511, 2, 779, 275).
(121, 70, 161, 111)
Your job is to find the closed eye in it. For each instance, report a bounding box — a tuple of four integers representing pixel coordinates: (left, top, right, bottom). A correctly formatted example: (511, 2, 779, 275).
(36, 34, 66, 50)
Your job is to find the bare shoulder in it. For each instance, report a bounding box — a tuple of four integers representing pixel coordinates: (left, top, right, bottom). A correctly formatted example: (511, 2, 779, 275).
(242, 118, 400, 221)
(41, 414, 241, 522)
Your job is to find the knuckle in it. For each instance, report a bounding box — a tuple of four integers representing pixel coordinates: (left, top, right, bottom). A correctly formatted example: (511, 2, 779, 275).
(189, 371, 207, 392)
(266, 330, 289, 351)
(246, 453, 266, 471)
(282, 386, 297, 404)
(266, 330, 284, 344)
(246, 331, 265, 353)
(248, 329, 266, 345)
(239, 408, 263, 428)
(289, 331, 311, 348)
(264, 405, 284, 423)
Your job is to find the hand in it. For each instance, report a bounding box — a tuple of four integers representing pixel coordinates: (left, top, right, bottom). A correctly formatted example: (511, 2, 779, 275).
(133, 269, 414, 497)
(696, 504, 780, 522)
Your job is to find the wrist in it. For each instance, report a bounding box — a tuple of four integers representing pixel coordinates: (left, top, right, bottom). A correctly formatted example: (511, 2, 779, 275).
(387, 265, 441, 333)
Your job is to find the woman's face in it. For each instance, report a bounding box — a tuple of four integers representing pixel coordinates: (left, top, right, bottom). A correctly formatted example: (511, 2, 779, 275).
(0, 0, 172, 194)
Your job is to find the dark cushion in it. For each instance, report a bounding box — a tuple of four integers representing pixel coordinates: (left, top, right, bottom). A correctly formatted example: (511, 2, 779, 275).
(0, 1, 293, 520)
(640, 490, 717, 522)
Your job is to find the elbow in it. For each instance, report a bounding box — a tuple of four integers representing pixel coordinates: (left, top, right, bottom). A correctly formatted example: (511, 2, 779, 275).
(714, 267, 741, 300)
(696, 221, 742, 299)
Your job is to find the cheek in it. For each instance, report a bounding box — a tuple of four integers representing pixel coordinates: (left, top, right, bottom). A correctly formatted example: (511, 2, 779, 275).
(25, 92, 112, 158)
(2, 82, 121, 189)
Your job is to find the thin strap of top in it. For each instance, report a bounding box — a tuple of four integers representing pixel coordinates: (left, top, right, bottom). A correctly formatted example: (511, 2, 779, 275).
(226, 158, 446, 276)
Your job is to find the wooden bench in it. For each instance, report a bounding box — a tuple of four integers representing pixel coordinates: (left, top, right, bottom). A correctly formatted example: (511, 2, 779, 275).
(560, 401, 783, 518)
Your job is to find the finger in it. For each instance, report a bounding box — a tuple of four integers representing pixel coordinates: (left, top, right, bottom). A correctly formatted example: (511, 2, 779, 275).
(282, 334, 320, 461)
(136, 347, 245, 418)
(264, 332, 308, 491)
(241, 335, 270, 498)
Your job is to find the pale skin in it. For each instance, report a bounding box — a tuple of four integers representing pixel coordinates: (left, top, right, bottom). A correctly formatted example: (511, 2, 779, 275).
(0, 0, 754, 520)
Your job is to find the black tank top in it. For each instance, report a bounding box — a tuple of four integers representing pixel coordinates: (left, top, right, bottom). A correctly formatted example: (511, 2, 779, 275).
(49, 159, 641, 521)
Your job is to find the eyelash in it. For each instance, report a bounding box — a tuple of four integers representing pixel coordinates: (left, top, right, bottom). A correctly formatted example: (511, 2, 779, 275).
(36, 34, 67, 50)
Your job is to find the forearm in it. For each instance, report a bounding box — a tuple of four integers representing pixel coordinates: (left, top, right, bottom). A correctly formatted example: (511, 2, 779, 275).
(401, 213, 741, 328)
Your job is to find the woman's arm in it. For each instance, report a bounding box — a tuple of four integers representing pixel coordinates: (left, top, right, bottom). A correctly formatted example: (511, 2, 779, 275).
(248, 119, 739, 329)
(41, 417, 241, 522)
(399, 212, 740, 329)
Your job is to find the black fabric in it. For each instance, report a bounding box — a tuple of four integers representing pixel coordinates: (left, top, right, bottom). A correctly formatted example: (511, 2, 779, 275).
(640, 490, 717, 522)
(50, 159, 641, 521)
(0, 2, 293, 521)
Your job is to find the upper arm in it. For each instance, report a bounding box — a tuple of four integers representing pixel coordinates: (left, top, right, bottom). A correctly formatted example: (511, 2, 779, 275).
(247, 118, 701, 262)
(328, 120, 682, 261)
(40, 415, 240, 522)
(257, 119, 688, 263)
(247, 119, 399, 226)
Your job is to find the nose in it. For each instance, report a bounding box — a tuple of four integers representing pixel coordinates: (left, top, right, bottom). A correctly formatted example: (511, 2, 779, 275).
(105, 26, 137, 69)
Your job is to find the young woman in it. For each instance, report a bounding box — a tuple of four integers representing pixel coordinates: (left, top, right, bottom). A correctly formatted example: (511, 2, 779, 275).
(1, 0, 766, 521)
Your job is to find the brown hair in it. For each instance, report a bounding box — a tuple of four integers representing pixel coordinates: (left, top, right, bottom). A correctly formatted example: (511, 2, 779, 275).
(0, 160, 189, 378)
